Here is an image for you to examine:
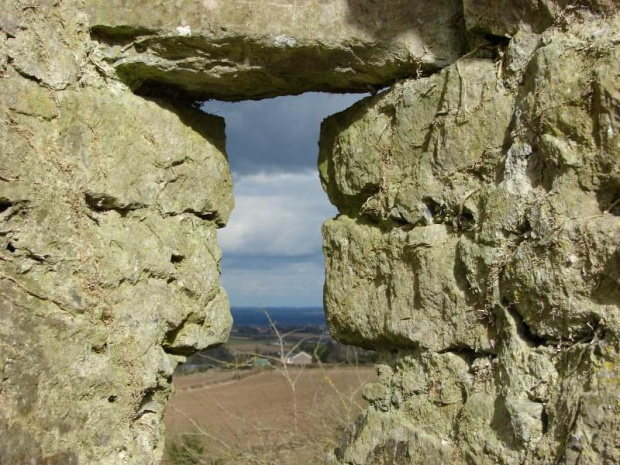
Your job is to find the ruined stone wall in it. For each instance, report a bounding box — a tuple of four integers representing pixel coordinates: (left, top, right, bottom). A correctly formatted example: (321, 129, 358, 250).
(0, 1, 618, 464)
(0, 2, 233, 463)
(320, 4, 620, 464)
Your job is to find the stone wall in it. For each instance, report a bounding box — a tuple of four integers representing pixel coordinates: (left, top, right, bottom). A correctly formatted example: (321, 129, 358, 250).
(84, 0, 467, 100)
(0, 1, 618, 464)
(320, 5, 620, 464)
(0, 2, 232, 463)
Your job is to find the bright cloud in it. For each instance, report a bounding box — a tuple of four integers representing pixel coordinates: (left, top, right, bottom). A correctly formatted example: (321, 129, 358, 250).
(218, 171, 337, 257)
(203, 92, 367, 307)
(220, 256, 326, 307)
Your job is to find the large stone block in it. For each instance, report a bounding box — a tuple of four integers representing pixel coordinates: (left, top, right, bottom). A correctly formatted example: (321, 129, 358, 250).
(84, 0, 468, 100)
(0, 65, 232, 464)
(320, 60, 514, 352)
(322, 11, 620, 463)
(323, 217, 494, 352)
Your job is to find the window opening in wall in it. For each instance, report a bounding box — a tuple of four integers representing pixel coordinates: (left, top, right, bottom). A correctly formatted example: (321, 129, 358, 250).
(164, 93, 380, 464)
(207, 93, 364, 309)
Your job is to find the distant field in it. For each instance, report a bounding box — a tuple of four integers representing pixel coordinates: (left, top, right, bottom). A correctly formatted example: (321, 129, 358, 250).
(225, 342, 279, 353)
(164, 365, 376, 464)
(224, 337, 268, 347)
(199, 335, 328, 357)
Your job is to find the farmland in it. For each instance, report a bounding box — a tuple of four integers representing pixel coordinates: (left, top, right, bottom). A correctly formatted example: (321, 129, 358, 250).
(164, 365, 377, 464)
(163, 307, 378, 464)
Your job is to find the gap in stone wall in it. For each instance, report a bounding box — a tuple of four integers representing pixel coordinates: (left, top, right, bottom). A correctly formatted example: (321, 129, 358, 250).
(201, 93, 367, 308)
(162, 93, 377, 463)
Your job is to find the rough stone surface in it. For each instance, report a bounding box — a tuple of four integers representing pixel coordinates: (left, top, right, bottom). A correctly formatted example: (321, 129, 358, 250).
(321, 7, 620, 464)
(1, 1, 619, 464)
(463, 0, 619, 37)
(320, 59, 513, 353)
(84, 0, 467, 100)
(1, 2, 232, 463)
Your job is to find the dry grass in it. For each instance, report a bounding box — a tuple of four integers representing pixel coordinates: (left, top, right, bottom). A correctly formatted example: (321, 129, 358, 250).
(164, 365, 376, 464)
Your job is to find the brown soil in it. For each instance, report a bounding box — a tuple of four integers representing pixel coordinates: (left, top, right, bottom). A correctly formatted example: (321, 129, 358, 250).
(164, 365, 376, 464)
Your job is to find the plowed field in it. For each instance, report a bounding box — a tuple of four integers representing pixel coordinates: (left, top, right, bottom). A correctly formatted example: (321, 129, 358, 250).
(164, 366, 376, 464)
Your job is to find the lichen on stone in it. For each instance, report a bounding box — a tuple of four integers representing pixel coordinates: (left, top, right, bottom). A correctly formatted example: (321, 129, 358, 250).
(1, 1, 619, 464)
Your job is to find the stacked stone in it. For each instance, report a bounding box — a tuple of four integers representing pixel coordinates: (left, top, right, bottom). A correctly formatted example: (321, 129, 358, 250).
(1, 1, 618, 463)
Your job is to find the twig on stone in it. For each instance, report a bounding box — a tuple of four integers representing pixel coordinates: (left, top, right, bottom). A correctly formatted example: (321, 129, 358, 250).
(604, 198, 620, 214)
(578, 197, 620, 220)
(455, 46, 481, 115)
(459, 188, 481, 218)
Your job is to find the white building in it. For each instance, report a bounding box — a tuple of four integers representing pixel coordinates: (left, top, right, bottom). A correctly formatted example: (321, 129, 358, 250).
(286, 351, 313, 365)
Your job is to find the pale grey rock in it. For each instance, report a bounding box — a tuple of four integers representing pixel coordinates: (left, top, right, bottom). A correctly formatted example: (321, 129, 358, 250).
(0, 4, 233, 461)
(84, 0, 468, 100)
(1, 1, 619, 464)
(322, 9, 620, 464)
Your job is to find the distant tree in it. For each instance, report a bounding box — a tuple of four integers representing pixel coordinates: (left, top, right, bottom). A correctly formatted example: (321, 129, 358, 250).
(314, 343, 331, 362)
(192, 345, 235, 365)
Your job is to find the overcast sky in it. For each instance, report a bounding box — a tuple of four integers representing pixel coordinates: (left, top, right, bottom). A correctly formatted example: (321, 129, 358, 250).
(202, 93, 366, 307)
